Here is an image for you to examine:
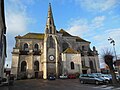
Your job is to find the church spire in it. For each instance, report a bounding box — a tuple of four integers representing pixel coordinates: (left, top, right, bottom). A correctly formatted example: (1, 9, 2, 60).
(45, 3, 56, 34)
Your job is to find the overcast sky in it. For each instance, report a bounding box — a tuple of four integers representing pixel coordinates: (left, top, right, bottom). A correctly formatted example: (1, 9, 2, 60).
(4, 0, 120, 68)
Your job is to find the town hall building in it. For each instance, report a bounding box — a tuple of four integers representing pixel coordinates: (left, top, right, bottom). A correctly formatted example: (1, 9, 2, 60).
(11, 3, 100, 79)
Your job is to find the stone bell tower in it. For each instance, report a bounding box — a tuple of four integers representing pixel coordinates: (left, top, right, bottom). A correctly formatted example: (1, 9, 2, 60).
(43, 3, 59, 79)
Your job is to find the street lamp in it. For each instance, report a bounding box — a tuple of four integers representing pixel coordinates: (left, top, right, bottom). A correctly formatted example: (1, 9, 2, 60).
(108, 37, 117, 61)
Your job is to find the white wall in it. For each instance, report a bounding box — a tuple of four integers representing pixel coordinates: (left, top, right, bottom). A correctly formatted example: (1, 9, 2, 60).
(62, 53, 82, 74)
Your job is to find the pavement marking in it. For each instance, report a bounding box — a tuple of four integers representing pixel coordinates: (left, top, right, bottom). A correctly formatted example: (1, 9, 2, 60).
(92, 85, 107, 88)
(92, 85, 118, 90)
(102, 86, 114, 89)
(100, 85, 108, 88)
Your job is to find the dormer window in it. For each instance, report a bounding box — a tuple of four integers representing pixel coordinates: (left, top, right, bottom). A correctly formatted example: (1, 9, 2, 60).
(24, 43, 28, 51)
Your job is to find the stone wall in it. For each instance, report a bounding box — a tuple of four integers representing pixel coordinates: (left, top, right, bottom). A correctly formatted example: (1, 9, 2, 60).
(62, 53, 82, 74)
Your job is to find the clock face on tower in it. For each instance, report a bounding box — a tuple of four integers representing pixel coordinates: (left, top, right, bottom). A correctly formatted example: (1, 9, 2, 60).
(49, 55, 55, 61)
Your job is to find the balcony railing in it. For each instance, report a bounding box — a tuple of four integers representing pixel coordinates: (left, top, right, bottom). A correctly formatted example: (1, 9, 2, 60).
(33, 49, 41, 55)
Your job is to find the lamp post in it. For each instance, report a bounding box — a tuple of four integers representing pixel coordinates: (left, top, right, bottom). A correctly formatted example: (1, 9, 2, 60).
(108, 37, 117, 61)
(108, 37, 119, 75)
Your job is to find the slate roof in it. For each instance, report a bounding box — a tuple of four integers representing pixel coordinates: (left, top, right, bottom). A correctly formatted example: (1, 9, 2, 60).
(59, 29, 90, 43)
(15, 29, 90, 43)
(15, 33, 44, 39)
(75, 36, 90, 43)
(59, 29, 73, 37)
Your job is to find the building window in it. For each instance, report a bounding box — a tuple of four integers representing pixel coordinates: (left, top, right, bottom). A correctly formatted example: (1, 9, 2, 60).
(50, 20, 52, 25)
(24, 43, 28, 51)
(21, 61, 27, 72)
(34, 61, 39, 71)
(34, 44, 39, 51)
(47, 36, 55, 48)
(81, 61, 85, 67)
(89, 60, 94, 73)
(82, 46, 85, 50)
(71, 62, 74, 69)
(50, 27, 52, 34)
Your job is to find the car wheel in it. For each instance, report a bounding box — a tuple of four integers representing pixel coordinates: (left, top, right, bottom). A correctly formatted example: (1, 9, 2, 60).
(106, 80, 109, 84)
(95, 81, 99, 85)
(80, 80, 84, 84)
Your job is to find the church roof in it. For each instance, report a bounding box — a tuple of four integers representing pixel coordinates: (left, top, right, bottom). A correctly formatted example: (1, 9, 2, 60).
(63, 47, 79, 54)
(75, 36, 90, 43)
(15, 33, 44, 39)
(59, 29, 73, 37)
(59, 29, 90, 43)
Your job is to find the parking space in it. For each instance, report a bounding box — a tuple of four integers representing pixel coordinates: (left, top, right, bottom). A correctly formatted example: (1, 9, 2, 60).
(0, 79, 120, 90)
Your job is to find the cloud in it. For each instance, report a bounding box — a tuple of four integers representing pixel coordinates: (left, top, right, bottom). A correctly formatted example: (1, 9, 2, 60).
(66, 16, 120, 68)
(66, 16, 105, 37)
(6, 12, 28, 35)
(5, 0, 35, 35)
(91, 16, 105, 29)
(5, 0, 35, 68)
(76, 0, 120, 12)
(66, 18, 89, 37)
(93, 28, 120, 54)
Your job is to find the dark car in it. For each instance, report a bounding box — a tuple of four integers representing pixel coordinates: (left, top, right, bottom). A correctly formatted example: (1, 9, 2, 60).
(68, 74, 76, 79)
(79, 74, 104, 85)
(48, 74, 56, 80)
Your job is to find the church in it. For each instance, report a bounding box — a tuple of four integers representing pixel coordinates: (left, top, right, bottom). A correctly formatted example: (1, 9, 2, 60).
(11, 3, 100, 79)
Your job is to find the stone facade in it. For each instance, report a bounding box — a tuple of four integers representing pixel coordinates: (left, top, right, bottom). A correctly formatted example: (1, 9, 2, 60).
(11, 3, 100, 79)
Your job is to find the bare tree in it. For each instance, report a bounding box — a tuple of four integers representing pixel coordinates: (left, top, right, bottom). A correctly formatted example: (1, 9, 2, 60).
(102, 49, 118, 85)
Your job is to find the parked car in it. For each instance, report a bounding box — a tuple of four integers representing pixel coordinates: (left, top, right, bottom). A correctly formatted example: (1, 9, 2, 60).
(48, 74, 56, 80)
(1, 77, 8, 85)
(68, 74, 76, 79)
(92, 73, 111, 83)
(59, 74, 68, 79)
(79, 74, 104, 85)
(0, 74, 14, 86)
(116, 75, 120, 82)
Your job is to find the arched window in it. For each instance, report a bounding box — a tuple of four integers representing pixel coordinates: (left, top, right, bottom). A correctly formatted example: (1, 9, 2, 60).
(82, 46, 85, 51)
(50, 20, 52, 25)
(50, 27, 52, 34)
(71, 62, 74, 69)
(24, 43, 28, 51)
(21, 61, 27, 72)
(47, 36, 55, 48)
(34, 61, 39, 71)
(34, 44, 39, 51)
(62, 42, 69, 52)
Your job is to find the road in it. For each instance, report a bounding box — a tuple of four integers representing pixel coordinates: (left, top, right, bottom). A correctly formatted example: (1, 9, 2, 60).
(0, 79, 120, 90)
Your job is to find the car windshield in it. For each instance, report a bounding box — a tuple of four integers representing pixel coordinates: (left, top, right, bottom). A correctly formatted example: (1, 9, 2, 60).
(90, 74, 99, 78)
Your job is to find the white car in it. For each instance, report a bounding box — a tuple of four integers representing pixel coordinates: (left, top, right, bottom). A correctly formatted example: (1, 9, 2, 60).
(59, 74, 68, 79)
